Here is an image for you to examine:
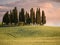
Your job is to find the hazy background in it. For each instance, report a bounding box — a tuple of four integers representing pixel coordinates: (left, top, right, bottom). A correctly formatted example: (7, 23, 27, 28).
(0, 0, 60, 26)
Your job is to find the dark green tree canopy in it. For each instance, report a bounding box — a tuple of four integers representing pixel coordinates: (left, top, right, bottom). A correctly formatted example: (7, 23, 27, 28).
(30, 8, 35, 24)
(25, 11, 31, 24)
(12, 7, 18, 25)
(2, 7, 46, 26)
(19, 8, 25, 22)
(36, 8, 41, 24)
(41, 10, 46, 25)
(2, 11, 10, 25)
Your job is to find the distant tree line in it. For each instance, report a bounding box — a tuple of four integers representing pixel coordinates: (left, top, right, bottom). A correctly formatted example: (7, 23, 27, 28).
(2, 7, 46, 26)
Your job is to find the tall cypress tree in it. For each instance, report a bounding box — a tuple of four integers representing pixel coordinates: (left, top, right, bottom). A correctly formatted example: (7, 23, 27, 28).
(41, 10, 46, 25)
(2, 11, 10, 25)
(19, 8, 25, 23)
(36, 8, 41, 25)
(30, 8, 35, 24)
(36, 8, 39, 24)
(25, 11, 31, 24)
(9, 10, 14, 24)
(19, 12, 22, 22)
(13, 7, 18, 25)
(38, 8, 41, 25)
(25, 11, 29, 24)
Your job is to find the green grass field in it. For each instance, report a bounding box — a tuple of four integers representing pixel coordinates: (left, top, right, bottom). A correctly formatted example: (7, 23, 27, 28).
(0, 26, 60, 45)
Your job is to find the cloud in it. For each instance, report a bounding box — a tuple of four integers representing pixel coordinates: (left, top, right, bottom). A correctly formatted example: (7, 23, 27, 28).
(45, 8, 60, 26)
(51, 0, 60, 2)
(0, 6, 11, 12)
(0, 0, 60, 26)
(0, 0, 20, 4)
(39, 3, 53, 9)
(0, 5, 12, 22)
(37, 0, 60, 2)
(39, 2, 60, 26)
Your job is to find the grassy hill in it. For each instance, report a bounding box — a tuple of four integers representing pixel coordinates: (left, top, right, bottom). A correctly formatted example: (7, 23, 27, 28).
(0, 26, 60, 45)
(0, 26, 60, 38)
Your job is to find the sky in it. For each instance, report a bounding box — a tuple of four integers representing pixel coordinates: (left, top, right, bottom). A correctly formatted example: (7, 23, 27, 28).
(0, 0, 60, 26)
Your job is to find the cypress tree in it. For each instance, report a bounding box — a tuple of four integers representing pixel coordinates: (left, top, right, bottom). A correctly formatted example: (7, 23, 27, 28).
(9, 10, 14, 24)
(13, 7, 18, 25)
(38, 8, 41, 25)
(19, 12, 22, 22)
(36, 8, 39, 24)
(19, 8, 25, 23)
(41, 10, 46, 25)
(30, 8, 35, 24)
(36, 8, 41, 25)
(2, 11, 10, 25)
(25, 11, 31, 24)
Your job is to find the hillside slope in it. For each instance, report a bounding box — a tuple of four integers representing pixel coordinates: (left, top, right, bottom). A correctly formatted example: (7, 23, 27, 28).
(0, 26, 60, 45)
(0, 26, 60, 39)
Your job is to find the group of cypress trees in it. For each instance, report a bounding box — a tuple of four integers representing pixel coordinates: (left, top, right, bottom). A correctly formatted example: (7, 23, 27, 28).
(2, 7, 46, 26)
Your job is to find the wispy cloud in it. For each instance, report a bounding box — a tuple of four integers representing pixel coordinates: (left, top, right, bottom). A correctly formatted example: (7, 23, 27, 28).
(0, 6, 10, 12)
(52, 0, 60, 2)
(0, 0, 60, 26)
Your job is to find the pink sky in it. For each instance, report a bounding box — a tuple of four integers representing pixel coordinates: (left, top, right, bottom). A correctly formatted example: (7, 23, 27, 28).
(0, 0, 60, 26)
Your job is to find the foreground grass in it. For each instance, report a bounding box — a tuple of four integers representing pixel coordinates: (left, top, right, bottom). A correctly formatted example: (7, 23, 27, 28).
(0, 26, 60, 45)
(0, 26, 60, 39)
